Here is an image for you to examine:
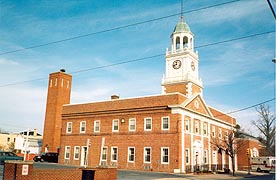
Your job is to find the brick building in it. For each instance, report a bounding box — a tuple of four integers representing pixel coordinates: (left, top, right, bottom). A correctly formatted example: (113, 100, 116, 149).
(42, 17, 238, 173)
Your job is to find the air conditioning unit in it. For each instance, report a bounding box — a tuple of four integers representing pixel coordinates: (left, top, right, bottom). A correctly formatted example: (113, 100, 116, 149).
(100, 161, 107, 167)
(110, 162, 117, 167)
(143, 165, 151, 170)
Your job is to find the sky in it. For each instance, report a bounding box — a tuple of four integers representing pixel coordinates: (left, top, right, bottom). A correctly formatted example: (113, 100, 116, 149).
(0, 0, 275, 136)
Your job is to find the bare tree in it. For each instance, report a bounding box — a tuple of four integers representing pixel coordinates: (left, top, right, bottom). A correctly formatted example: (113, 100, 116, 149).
(211, 125, 245, 176)
(253, 104, 275, 156)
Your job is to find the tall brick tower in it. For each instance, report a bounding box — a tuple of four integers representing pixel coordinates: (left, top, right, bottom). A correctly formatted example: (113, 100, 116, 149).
(42, 69, 72, 153)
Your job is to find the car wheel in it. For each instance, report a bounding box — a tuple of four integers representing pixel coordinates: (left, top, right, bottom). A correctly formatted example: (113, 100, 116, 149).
(257, 168, 261, 172)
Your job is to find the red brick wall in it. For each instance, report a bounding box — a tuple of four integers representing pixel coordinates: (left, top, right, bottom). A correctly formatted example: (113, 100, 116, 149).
(60, 108, 180, 172)
(42, 71, 72, 153)
(32, 169, 82, 180)
(4, 162, 117, 180)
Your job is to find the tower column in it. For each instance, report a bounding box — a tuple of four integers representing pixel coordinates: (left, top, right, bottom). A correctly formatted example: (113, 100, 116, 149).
(42, 69, 72, 153)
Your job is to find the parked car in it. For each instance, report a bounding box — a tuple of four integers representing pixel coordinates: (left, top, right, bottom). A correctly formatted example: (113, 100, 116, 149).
(33, 152, 58, 163)
(0, 151, 23, 165)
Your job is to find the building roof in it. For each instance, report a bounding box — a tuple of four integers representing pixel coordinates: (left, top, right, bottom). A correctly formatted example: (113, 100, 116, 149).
(62, 93, 187, 117)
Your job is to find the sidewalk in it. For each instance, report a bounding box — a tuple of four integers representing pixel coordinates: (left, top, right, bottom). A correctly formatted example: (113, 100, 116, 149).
(154, 170, 268, 180)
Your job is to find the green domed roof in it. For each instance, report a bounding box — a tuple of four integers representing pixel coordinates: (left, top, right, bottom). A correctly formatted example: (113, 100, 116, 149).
(173, 20, 191, 33)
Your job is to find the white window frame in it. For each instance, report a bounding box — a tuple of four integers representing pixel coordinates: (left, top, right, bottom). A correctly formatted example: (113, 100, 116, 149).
(94, 120, 100, 132)
(66, 122, 72, 133)
(204, 150, 208, 164)
(185, 119, 189, 132)
(102, 147, 108, 161)
(74, 146, 80, 160)
(128, 147, 135, 163)
(111, 146, 118, 162)
(65, 146, 71, 160)
(162, 116, 170, 130)
(203, 123, 207, 136)
(80, 121, 86, 133)
(129, 118, 136, 132)
(185, 148, 190, 164)
(112, 119, 119, 132)
(161, 147, 169, 164)
(225, 131, 229, 140)
(195, 121, 199, 134)
(212, 126, 216, 137)
(144, 147, 151, 163)
(219, 128, 222, 139)
(144, 117, 152, 131)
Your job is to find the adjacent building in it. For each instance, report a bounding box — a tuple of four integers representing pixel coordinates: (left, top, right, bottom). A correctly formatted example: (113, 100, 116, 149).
(42, 17, 239, 173)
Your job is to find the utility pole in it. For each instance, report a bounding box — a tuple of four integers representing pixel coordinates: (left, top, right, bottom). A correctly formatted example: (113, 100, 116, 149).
(23, 128, 30, 161)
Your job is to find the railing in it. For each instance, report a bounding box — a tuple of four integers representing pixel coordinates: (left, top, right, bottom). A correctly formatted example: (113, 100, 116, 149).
(185, 164, 230, 173)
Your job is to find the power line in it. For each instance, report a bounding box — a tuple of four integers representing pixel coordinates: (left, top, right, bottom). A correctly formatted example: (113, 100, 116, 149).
(0, 30, 273, 88)
(214, 98, 276, 119)
(0, 0, 241, 56)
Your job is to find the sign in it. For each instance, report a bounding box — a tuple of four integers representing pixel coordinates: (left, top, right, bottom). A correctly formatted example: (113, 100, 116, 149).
(22, 165, 29, 175)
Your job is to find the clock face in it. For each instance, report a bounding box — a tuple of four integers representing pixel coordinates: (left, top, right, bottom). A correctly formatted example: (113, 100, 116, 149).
(172, 60, 182, 69)
(191, 61, 195, 71)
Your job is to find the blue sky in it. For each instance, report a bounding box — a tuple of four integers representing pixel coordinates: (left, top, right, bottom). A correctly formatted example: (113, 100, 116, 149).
(0, 0, 275, 136)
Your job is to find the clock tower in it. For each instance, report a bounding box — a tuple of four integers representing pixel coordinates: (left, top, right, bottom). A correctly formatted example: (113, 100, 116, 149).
(162, 17, 203, 97)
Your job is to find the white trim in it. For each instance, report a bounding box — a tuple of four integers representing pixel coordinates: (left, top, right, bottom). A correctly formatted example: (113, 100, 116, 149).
(161, 116, 170, 130)
(73, 146, 80, 160)
(65, 146, 71, 160)
(144, 147, 151, 163)
(129, 118, 136, 132)
(128, 147, 135, 163)
(185, 148, 190, 164)
(94, 120, 100, 132)
(161, 147, 169, 164)
(144, 117, 152, 131)
(112, 119, 119, 132)
(111, 146, 118, 162)
(66, 122, 72, 133)
(80, 121, 86, 133)
(101, 146, 108, 161)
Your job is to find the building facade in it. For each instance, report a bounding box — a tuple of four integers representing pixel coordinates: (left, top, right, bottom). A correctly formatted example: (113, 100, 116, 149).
(43, 17, 237, 173)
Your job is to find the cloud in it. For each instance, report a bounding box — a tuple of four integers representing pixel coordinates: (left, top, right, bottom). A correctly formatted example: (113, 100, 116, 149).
(0, 85, 46, 133)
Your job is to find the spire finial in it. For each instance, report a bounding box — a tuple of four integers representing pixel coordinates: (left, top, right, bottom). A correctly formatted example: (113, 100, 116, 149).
(180, 0, 184, 22)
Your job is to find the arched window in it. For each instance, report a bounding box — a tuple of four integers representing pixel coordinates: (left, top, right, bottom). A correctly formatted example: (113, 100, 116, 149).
(176, 37, 180, 50)
(183, 36, 188, 48)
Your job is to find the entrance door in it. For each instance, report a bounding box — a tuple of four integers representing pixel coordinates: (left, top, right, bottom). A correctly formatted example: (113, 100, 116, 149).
(81, 146, 87, 166)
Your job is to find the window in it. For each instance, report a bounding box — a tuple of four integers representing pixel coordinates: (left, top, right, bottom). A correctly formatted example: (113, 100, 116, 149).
(112, 119, 119, 132)
(162, 117, 169, 130)
(66, 122, 72, 133)
(185, 120, 189, 132)
(128, 147, 135, 162)
(80, 121, 86, 133)
(7, 137, 10, 142)
(219, 128, 222, 139)
(65, 146, 70, 159)
(102, 147, 107, 161)
(203, 123, 207, 135)
(144, 147, 151, 163)
(212, 126, 216, 137)
(144, 118, 152, 131)
(129, 118, 136, 131)
(111, 147, 118, 161)
(225, 131, 229, 140)
(204, 150, 208, 164)
(161, 147, 169, 164)
(94, 120, 100, 132)
(185, 148, 190, 164)
(195, 121, 199, 134)
(74, 146, 80, 160)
